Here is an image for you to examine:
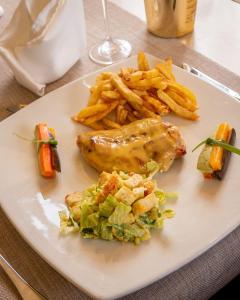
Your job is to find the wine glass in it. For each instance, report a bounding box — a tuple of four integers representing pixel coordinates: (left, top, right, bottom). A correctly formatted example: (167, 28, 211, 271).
(89, 0, 132, 65)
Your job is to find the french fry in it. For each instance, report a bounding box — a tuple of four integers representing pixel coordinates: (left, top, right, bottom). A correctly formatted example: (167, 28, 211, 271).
(127, 111, 138, 122)
(155, 62, 173, 80)
(124, 103, 134, 113)
(164, 58, 175, 81)
(133, 110, 142, 119)
(88, 82, 106, 106)
(88, 86, 99, 106)
(143, 95, 170, 115)
(96, 74, 105, 84)
(143, 99, 155, 112)
(119, 99, 127, 106)
(74, 51, 198, 129)
(102, 118, 121, 129)
(124, 77, 167, 90)
(157, 90, 198, 120)
(138, 52, 149, 71)
(102, 82, 114, 91)
(116, 105, 128, 124)
(125, 71, 143, 82)
(156, 58, 176, 81)
(166, 88, 197, 112)
(100, 72, 113, 80)
(132, 89, 148, 97)
(84, 101, 119, 125)
(142, 68, 162, 79)
(75, 103, 108, 120)
(111, 74, 143, 110)
(166, 81, 197, 105)
(88, 122, 105, 130)
(101, 90, 121, 100)
(120, 67, 135, 80)
(138, 106, 160, 119)
(124, 69, 163, 82)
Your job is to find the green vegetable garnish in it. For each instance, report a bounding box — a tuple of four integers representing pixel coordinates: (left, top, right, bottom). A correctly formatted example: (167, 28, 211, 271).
(14, 133, 58, 147)
(192, 137, 240, 155)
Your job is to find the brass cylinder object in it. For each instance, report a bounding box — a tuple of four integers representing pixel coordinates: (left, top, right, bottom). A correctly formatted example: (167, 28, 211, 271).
(144, 0, 197, 38)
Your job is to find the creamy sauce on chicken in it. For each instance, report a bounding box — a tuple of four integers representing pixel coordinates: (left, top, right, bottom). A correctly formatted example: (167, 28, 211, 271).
(77, 119, 186, 174)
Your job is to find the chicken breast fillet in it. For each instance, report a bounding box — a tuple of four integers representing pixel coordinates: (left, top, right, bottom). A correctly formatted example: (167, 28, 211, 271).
(77, 118, 186, 174)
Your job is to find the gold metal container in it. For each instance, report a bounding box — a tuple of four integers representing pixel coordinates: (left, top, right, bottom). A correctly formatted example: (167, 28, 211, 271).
(144, 0, 197, 38)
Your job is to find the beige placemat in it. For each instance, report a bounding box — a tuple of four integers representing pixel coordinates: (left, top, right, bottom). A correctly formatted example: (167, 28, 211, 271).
(0, 1, 240, 299)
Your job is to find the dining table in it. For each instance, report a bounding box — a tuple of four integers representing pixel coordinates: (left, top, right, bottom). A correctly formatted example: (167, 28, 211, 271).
(0, 0, 240, 299)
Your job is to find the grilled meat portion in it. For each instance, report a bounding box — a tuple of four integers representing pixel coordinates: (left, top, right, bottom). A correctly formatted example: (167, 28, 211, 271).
(77, 118, 186, 174)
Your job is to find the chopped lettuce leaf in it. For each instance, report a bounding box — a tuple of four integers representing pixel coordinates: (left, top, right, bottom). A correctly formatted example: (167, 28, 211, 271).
(80, 204, 94, 229)
(155, 189, 166, 206)
(99, 219, 113, 240)
(146, 160, 159, 178)
(99, 195, 118, 217)
(146, 160, 159, 172)
(162, 209, 175, 218)
(112, 223, 147, 244)
(119, 171, 129, 180)
(108, 202, 132, 225)
(165, 192, 178, 200)
(59, 210, 79, 234)
(60, 169, 176, 244)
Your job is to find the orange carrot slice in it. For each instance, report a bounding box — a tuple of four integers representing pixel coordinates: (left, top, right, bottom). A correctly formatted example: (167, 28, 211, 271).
(209, 122, 231, 171)
(36, 124, 55, 178)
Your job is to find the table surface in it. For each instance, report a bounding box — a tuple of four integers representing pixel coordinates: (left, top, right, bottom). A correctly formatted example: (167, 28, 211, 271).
(110, 0, 240, 77)
(0, 1, 239, 299)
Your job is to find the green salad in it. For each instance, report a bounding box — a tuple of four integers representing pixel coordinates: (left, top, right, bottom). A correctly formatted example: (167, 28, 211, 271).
(59, 162, 176, 244)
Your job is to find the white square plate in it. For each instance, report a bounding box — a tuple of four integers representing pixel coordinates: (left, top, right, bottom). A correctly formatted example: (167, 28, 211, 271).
(1, 54, 240, 299)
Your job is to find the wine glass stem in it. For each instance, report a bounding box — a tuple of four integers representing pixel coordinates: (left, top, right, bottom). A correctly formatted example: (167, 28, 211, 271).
(102, 0, 112, 41)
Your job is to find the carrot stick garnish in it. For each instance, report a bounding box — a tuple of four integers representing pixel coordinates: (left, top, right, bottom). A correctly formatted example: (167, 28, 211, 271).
(209, 122, 231, 171)
(35, 124, 55, 178)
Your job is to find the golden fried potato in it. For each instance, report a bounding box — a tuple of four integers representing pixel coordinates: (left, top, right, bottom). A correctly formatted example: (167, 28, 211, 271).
(127, 111, 138, 122)
(155, 62, 173, 81)
(142, 68, 162, 79)
(164, 58, 176, 81)
(138, 52, 149, 71)
(166, 81, 197, 105)
(166, 88, 197, 112)
(102, 82, 114, 91)
(116, 105, 128, 124)
(157, 90, 198, 120)
(138, 106, 160, 119)
(101, 90, 121, 101)
(124, 77, 167, 90)
(111, 74, 143, 110)
(143, 95, 170, 115)
(88, 122, 105, 130)
(120, 67, 135, 80)
(88, 81, 109, 106)
(124, 71, 143, 82)
(131, 89, 148, 97)
(73, 51, 198, 129)
(75, 103, 108, 119)
(84, 101, 119, 125)
(102, 118, 121, 129)
(124, 69, 163, 83)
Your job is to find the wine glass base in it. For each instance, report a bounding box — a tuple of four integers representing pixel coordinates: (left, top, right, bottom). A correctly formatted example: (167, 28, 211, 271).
(89, 38, 132, 65)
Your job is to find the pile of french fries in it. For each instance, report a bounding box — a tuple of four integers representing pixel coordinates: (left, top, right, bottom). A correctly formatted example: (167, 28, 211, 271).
(73, 52, 199, 130)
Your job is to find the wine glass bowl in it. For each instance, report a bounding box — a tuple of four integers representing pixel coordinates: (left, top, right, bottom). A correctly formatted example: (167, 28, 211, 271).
(89, 0, 132, 65)
(89, 37, 132, 65)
